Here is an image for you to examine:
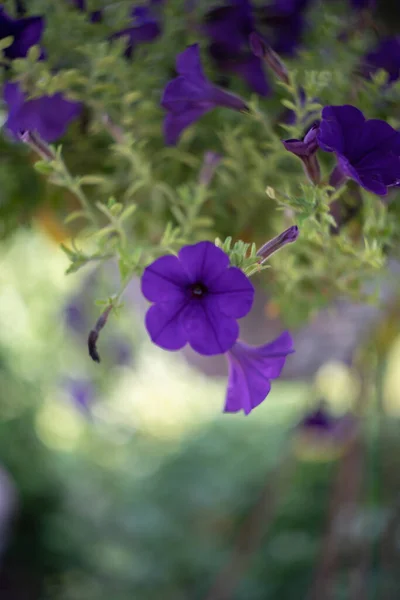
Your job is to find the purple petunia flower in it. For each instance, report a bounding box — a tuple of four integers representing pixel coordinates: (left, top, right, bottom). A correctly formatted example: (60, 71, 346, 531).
(362, 37, 400, 84)
(204, 0, 270, 96)
(0, 5, 44, 61)
(255, 0, 311, 57)
(282, 121, 321, 184)
(109, 4, 161, 59)
(141, 241, 255, 355)
(317, 105, 400, 196)
(4, 81, 82, 142)
(161, 44, 248, 145)
(224, 331, 294, 415)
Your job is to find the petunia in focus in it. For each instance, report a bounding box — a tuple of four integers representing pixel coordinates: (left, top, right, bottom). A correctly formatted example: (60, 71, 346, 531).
(4, 81, 82, 142)
(0, 5, 44, 61)
(109, 4, 161, 59)
(161, 44, 248, 145)
(317, 104, 400, 196)
(141, 241, 255, 355)
(224, 331, 294, 415)
(362, 37, 400, 84)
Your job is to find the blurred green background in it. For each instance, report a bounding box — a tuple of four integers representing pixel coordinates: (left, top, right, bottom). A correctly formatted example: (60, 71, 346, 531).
(0, 225, 400, 600)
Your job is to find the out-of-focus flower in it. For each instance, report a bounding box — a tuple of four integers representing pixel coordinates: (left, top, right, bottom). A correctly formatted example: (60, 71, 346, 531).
(0, 5, 44, 60)
(292, 405, 358, 461)
(69, 0, 103, 23)
(109, 4, 161, 59)
(4, 82, 82, 142)
(350, 0, 375, 9)
(204, 0, 270, 96)
(161, 44, 248, 145)
(249, 31, 289, 83)
(224, 331, 294, 415)
(317, 104, 400, 196)
(255, 0, 311, 57)
(361, 37, 400, 84)
(198, 150, 222, 186)
(62, 377, 95, 414)
(282, 121, 321, 184)
(141, 240, 255, 355)
(0, 467, 16, 564)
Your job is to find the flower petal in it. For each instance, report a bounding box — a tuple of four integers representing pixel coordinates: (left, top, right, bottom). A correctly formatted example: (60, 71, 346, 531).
(181, 297, 238, 355)
(318, 105, 366, 160)
(176, 44, 207, 83)
(178, 241, 230, 286)
(209, 267, 254, 318)
(224, 332, 294, 415)
(164, 106, 210, 145)
(145, 302, 188, 351)
(141, 255, 189, 302)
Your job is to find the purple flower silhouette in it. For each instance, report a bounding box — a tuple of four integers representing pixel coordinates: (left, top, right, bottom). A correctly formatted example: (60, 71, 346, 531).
(4, 82, 82, 142)
(109, 4, 161, 58)
(141, 241, 255, 355)
(0, 5, 44, 60)
(317, 105, 400, 196)
(362, 37, 400, 84)
(224, 331, 294, 415)
(161, 44, 248, 145)
(282, 121, 321, 184)
(204, 0, 270, 96)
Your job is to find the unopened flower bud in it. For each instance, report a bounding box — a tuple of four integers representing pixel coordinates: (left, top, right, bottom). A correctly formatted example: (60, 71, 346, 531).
(249, 31, 290, 84)
(257, 225, 299, 263)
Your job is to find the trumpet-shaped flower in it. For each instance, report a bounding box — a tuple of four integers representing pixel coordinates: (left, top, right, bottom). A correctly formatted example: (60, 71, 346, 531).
(317, 104, 400, 196)
(161, 44, 248, 145)
(4, 82, 82, 142)
(141, 241, 255, 355)
(224, 331, 294, 415)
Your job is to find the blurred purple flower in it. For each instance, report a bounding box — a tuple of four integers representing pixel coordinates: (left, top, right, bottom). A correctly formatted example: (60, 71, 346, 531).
(317, 104, 400, 196)
(161, 44, 248, 145)
(4, 82, 82, 142)
(64, 297, 88, 334)
(362, 37, 400, 84)
(255, 0, 311, 57)
(293, 405, 358, 460)
(198, 150, 222, 186)
(204, 0, 270, 96)
(0, 5, 44, 61)
(282, 121, 321, 184)
(109, 4, 161, 59)
(63, 377, 95, 414)
(224, 331, 294, 415)
(141, 240, 255, 355)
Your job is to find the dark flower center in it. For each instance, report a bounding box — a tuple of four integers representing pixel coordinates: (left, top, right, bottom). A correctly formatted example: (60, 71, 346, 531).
(189, 282, 208, 298)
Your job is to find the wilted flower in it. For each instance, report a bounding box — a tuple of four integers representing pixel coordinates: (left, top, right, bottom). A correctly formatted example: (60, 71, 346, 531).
(317, 105, 400, 196)
(204, 0, 270, 96)
(224, 331, 294, 415)
(0, 5, 44, 60)
(161, 44, 248, 145)
(249, 31, 289, 83)
(109, 4, 161, 58)
(4, 82, 82, 142)
(282, 121, 321, 184)
(362, 37, 400, 84)
(141, 241, 255, 355)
